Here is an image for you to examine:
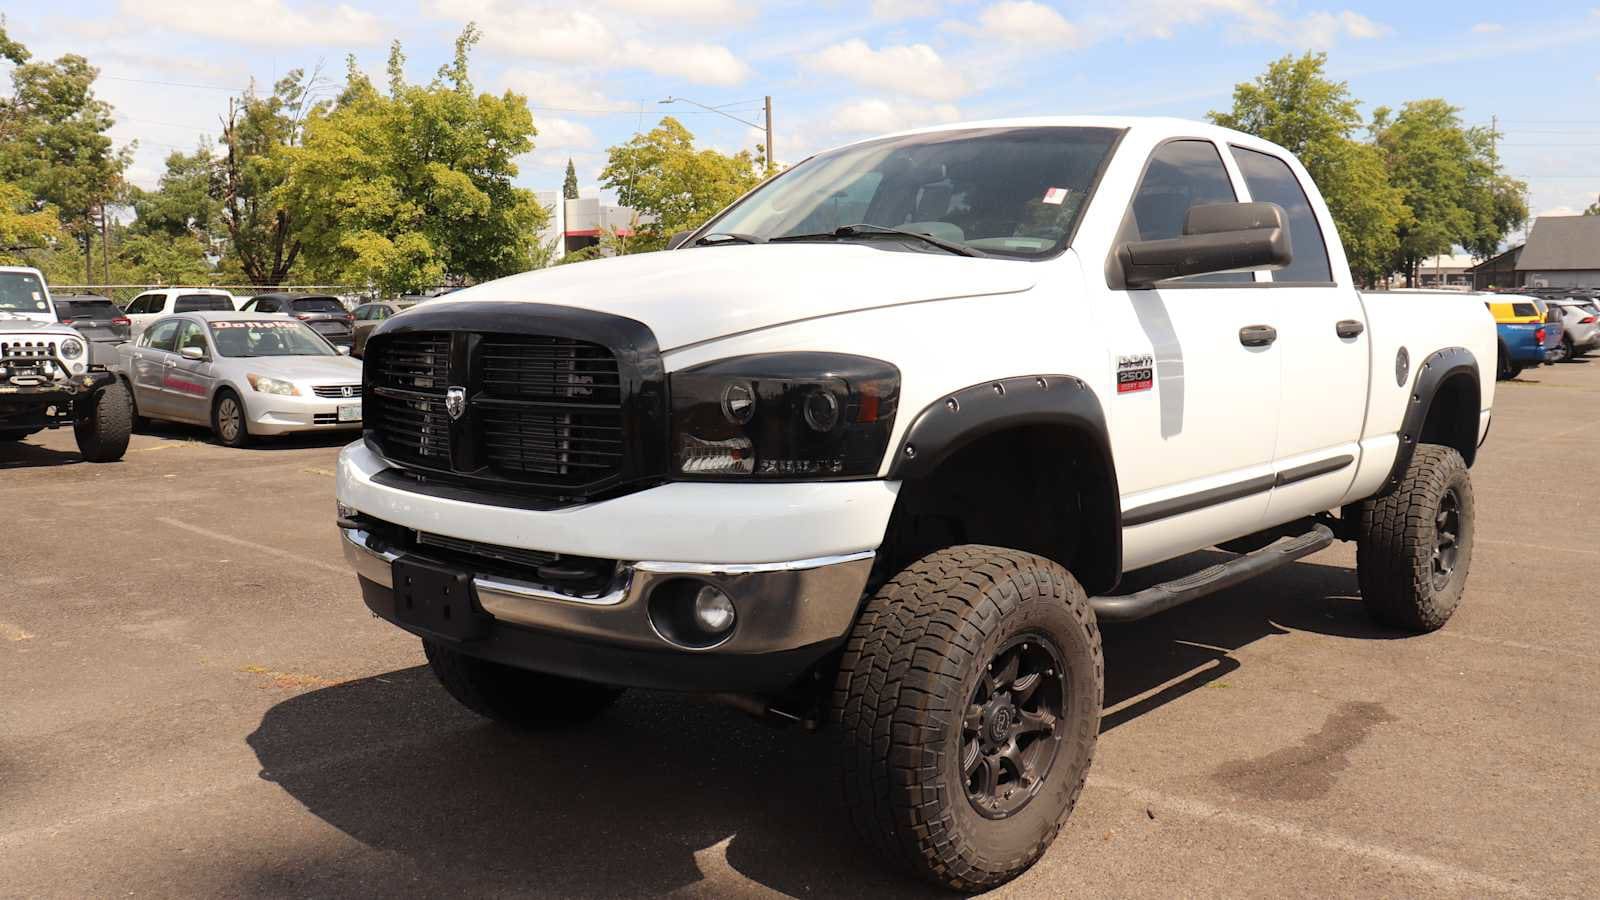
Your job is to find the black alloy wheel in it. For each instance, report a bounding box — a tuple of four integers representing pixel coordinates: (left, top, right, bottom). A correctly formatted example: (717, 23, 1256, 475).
(1431, 485, 1462, 591)
(962, 635, 1066, 819)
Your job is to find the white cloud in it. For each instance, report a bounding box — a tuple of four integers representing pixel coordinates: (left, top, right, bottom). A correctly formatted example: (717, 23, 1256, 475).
(533, 117, 598, 150)
(500, 69, 634, 113)
(871, 0, 939, 20)
(623, 40, 751, 86)
(810, 40, 969, 101)
(1108, 1, 1388, 48)
(604, 0, 755, 23)
(1277, 10, 1389, 48)
(1472, 22, 1504, 33)
(119, 0, 384, 46)
(830, 98, 963, 134)
(971, 1, 1080, 46)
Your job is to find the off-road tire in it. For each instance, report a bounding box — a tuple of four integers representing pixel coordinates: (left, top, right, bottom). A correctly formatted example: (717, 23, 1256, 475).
(423, 639, 624, 728)
(121, 377, 151, 431)
(1496, 346, 1522, 380)
(831, 545, 1102, 892)
(212, 389, 251, 448)
(73, 381, 132, 462)
(1357, 444, 1474, 632)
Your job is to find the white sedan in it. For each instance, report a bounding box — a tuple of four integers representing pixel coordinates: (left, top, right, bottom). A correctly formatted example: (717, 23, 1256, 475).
(113, 311, 364, 447)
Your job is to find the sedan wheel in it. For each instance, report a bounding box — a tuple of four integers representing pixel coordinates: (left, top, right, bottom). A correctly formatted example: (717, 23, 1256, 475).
(213, 392, 251, 448)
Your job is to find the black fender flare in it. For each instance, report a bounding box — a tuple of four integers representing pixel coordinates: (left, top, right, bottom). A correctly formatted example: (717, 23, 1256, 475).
(1381, 346, 1480, 495)
(888, 374, 1122, 593)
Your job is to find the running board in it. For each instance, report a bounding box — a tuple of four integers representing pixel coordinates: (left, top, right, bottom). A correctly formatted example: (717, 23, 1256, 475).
(1091, 524, 1335, 623)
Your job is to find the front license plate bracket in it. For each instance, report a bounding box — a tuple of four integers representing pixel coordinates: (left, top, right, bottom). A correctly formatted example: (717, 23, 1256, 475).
(392, 557, 490, 641)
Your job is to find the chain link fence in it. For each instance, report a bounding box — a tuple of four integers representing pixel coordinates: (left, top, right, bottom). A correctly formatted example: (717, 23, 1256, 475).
(50, 284, 403, 309)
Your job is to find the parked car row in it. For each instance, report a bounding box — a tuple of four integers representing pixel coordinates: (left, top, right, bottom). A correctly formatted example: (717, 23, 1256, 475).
(1485, 292, 1600, 379)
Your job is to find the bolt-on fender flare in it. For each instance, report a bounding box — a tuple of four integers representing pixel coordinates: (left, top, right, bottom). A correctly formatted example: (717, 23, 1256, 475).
(888, 374, 1122, 591)
(1381, 346, 1479, 495)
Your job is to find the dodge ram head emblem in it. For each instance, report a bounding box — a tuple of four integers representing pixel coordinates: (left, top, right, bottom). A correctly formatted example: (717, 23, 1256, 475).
(445, 386, 467, 420)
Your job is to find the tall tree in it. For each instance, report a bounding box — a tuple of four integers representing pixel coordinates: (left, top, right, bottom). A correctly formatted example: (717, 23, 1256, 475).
(600, 117, 763, 251)
(130, 144, 224, 242)
(280, 27, 548, 294)
(1371, 100, 1526, 285)
(1208, 52, 1408, 286)
(0, 180, 62, 258)
(563, 158, 579, 200)
(0, 39, 129, 282)
(219, 69, 321, 285)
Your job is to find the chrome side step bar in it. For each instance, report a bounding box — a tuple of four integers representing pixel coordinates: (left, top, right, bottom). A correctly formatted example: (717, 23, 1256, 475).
(1091, 524, 1335, 623)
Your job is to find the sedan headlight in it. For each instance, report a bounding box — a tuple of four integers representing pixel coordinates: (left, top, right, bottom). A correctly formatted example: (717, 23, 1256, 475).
(58, 337, 84, 359)
(671, 353, 899, 479)
(247, 374, 300, 396)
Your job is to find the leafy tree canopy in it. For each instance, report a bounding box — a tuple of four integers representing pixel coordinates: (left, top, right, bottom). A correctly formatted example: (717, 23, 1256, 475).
(0, 179, 63, 259)
(281, 26, 548, 294)
(600, 117, 763, 251)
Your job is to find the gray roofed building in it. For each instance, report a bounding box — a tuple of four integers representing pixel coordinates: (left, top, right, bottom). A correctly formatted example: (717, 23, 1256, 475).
(1515, 215, 1600, 289)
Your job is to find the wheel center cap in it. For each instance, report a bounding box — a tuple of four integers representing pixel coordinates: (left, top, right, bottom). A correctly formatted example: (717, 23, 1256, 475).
(989, 707, 1013, 742)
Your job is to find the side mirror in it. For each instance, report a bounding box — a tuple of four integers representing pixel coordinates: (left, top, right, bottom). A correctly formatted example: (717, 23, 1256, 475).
(1117, 201, 1291, 289)
(180, 346, 206, 361)
(337, 345, 352, 356)
(666, 230, 694, 250)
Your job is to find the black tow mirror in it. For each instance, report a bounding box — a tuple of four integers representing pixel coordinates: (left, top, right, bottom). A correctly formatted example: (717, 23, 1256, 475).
(666, 230, 694, 250)
(1117, 201, 1291, 289)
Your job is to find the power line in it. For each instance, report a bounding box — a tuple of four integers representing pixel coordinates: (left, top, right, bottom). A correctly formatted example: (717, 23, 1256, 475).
(100, 73, 248, 93)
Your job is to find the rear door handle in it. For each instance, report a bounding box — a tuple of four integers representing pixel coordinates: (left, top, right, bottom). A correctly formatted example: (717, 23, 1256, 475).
(1239, 325, 1277, 347)
(1336, 319, 1365, 338)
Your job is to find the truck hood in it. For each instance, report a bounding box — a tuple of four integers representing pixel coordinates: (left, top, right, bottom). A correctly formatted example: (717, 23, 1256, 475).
(446, 243, 1039, 350)
(0, 314, 72, 337)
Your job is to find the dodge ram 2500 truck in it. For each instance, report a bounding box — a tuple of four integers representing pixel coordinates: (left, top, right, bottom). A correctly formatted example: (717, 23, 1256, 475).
(335, 117, 1495, 891)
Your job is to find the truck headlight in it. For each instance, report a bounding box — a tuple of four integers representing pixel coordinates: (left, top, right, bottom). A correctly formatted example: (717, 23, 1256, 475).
(247, 373, 300, 396)
(670, 353, 899, 479)
(58, 338, 84, 359)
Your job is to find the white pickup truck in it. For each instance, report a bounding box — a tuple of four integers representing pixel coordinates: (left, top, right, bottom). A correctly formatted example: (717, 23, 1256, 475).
(335, 117, 1496, 890)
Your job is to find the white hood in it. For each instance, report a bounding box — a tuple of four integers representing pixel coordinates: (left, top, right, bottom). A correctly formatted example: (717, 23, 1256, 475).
(235, 354, 362, 384)
(446, 243, 1039, 350)
(0, 315, 74, 338)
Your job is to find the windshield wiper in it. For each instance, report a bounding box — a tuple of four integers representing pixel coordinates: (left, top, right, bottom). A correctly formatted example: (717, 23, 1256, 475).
(770, 224, 988, 258)
(694, 232, 768, 246)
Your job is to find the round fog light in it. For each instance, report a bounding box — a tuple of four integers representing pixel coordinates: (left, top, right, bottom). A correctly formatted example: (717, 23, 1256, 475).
(693, 585, 736, 632)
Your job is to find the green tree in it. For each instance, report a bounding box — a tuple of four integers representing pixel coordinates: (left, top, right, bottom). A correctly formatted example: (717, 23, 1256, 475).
(1585, 195, 1600, 216)
(130, 144, 224, 242)
(600, 117, 763, 251)
(563, 158, 579, 200)
(219, 68, 324, 285)
(281, 27, 548, 294)
(0, 180, 63, 258)
(1209, 52, 1408, 285)
(1371, 100, 1526, 285)
(0, 40, 129, 282)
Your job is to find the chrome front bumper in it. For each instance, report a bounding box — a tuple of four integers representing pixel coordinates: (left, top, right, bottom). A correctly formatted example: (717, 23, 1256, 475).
(340, 527, 875, 657)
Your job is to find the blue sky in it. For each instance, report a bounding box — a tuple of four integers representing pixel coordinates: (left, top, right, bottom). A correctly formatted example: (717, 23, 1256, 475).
(5, 0, 1599, 244)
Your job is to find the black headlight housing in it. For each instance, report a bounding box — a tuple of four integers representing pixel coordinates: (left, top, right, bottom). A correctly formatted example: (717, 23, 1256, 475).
(670, 353, 900, 480)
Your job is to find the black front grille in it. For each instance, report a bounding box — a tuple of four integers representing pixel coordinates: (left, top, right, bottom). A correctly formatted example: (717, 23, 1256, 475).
(361, 303, 666, 504)
(416, 531, 559, 569)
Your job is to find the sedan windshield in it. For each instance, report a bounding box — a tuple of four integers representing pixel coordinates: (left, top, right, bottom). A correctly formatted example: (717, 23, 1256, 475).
(0, 271, 50, 313)
(209, 320, 336, 357)
(699, 126, 1123, 259)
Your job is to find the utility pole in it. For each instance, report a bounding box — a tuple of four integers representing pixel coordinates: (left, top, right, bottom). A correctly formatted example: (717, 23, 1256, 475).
(764, 95, 774, 170)
(100, 201, 111, 285)
(1490, 114, 1499, 160)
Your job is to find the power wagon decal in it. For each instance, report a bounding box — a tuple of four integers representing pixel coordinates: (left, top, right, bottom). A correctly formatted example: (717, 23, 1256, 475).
(1117, 353, 1153, 394)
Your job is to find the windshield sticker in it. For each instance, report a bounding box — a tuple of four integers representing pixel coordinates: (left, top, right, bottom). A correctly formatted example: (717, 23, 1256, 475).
(1117, 354, 1153, 394)
(1042, 187, 1069, 205)
(212, 320, 300, 329)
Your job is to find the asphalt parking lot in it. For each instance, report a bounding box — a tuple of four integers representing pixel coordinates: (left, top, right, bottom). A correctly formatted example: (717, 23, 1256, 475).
(3, 365, 1598, 899)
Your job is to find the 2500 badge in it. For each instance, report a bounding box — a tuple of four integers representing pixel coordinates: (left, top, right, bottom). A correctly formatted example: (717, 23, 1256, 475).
(1117, 353, 1153, 394)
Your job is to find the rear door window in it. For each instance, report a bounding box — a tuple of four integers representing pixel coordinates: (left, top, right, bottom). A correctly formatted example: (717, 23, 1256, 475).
(145, 319, 180, 351)
(175, 294, 233, 313)
(1230, 146, 1333, 284)
(1125, 139, 1250, 284)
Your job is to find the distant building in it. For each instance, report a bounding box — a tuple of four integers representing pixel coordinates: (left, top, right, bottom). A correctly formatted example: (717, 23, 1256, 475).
(1406, 253, 1478, 289)
(1513, 215, 1600, 289)
(535, 191, 652, 258)
(1468, 244, 1522, 291)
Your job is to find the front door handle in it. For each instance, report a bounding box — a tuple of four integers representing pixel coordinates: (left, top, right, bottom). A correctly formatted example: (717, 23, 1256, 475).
(1336, 319, 1365, 338)
(1239, 324, 1277, 347)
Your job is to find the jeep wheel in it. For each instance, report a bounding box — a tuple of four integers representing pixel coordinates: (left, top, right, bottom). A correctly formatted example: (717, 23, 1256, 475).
(73, 381, 132, 462)
(832, 546, 1102, 892)
(423, 639, 624, 727)
(1356, 444, 1474, 632)
(212, 389, 251, 448)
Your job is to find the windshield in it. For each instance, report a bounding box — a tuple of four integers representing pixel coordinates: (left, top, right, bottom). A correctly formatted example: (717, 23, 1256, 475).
(0, 271, 51, 314)
(292, 297, 345, 313)
(699, 126, 1123, 259)
(208, 320, 336, 357)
